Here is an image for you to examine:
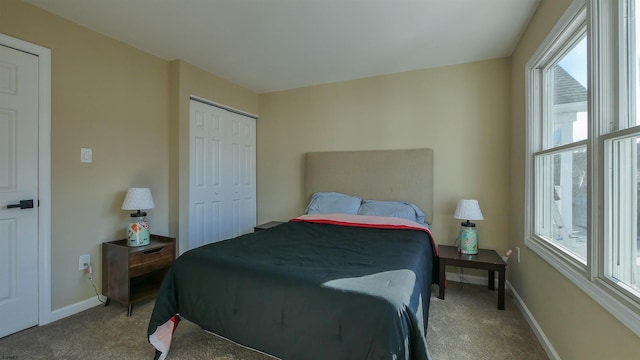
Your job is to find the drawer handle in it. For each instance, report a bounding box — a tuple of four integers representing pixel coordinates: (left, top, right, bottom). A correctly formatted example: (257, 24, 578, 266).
(141, 248, 163, 255)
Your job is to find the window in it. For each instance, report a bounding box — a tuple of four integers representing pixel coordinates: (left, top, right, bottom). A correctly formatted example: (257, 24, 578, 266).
(526, 0, 640, 336)
(603, 0, 640, 299)
(605, 133, 639, 296)
(528, 5, 588, 267)
(537, 38, 589, 263)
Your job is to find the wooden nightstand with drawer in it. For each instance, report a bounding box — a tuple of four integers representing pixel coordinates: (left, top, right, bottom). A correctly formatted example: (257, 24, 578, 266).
(102, 234, 176, 316)
(254, 221, 285, 232)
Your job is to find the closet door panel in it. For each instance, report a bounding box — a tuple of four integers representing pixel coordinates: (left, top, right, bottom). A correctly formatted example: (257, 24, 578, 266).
(228, 112, 256, 237)
(189, 101, 228, 248)
(189, 100, 256, 249)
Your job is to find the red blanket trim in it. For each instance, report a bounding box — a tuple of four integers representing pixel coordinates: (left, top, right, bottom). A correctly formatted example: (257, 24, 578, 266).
(290, 214, 438, 256)
(170, 314, 180, 331)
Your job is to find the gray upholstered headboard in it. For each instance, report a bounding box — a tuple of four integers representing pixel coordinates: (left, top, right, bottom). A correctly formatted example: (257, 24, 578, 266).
(304, 149, 434, 224)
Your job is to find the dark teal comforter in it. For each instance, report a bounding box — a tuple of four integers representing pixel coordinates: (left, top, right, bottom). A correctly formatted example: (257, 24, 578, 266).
(148, 220, 438, 359)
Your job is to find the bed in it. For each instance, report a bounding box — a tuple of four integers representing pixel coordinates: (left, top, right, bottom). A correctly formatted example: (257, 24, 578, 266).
(147, 149, 439, 360)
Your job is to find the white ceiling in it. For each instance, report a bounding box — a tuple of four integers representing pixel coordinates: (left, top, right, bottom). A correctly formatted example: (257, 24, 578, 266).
(24, 0, 540, 93)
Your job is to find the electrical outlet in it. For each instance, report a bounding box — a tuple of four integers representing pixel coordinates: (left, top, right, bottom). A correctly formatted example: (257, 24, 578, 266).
(516, 246, 521, 263)
(79, 254, 90, 271)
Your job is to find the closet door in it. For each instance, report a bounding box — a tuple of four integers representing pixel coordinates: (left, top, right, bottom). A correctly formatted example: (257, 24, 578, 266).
(189, 100, 256, 249)
(228, 112, 256, 238)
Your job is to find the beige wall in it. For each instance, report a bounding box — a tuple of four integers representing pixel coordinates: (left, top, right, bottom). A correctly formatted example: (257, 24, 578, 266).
(510, 0, 640, 358)
(258, 58, 512, 252)
(0, 0, 258, 310)
(0, 0, 170, 310)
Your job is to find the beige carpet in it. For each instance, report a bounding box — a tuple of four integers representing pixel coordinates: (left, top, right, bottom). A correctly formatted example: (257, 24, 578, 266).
(426, 282, 548, 360)
(0, 282, 548, 359)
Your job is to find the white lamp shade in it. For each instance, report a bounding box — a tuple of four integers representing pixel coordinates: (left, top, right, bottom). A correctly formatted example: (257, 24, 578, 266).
(453, 199, 484, 221)
(121, 188, 155, 211)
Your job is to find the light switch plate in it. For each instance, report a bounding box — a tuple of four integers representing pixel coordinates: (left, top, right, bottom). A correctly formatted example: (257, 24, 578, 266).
(81, 148, 92, 163)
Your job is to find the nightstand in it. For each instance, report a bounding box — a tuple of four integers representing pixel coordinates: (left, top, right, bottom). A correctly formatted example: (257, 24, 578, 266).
(438, 244, 507, 310)
(254, 221, 285, 231)
(102, 234, 176, 316)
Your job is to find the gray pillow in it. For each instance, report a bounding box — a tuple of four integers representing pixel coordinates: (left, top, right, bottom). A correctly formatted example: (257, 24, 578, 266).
(305, 192, 362, 215)
(358, 200, 426, 224)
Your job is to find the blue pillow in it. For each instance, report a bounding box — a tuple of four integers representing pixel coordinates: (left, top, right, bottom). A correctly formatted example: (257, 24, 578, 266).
(305, 192, 362, 215)
(357, 200, 426, 224)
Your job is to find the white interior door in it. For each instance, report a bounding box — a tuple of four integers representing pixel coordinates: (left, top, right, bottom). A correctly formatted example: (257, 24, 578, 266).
(0, 45, 39, 338)
(189, 100, 256, 249)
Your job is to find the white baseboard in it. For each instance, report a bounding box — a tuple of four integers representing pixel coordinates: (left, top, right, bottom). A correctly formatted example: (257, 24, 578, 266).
(49, 296, 104, 323)
(444, 271, 560, 360)
(507, 282, 561, 360)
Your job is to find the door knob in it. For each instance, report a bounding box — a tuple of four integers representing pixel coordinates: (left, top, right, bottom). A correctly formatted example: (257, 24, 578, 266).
(6, 199, 34, 210)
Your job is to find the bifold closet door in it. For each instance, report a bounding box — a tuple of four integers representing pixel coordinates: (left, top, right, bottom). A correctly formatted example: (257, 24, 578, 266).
(227, 111, 257, 239)
(189, 100, 256, 249)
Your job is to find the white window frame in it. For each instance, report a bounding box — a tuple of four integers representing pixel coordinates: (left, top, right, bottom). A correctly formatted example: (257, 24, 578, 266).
(602, 129, 638, 286)
(525, 0, 640, 337)
(526, 1, 589, 272)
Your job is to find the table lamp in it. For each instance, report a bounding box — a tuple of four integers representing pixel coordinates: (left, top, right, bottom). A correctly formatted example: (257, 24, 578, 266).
(454, 199, 484, 254)
(121, 187, 155, 247)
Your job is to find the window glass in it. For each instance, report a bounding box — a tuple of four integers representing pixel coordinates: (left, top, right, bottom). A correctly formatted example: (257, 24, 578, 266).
(549, 36, 588, 148)
(606, 135, 640, 295)
(535, 146, 588, 262)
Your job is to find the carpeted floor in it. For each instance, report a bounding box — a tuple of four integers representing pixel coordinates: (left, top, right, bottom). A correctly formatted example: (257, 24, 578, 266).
(426, 282, 548, 360)
(0, 282, 548, 359)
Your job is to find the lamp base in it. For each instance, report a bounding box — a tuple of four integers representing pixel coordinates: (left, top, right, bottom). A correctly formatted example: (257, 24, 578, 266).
(127, 221, 150, 247)
(458, 225, 478, 255)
